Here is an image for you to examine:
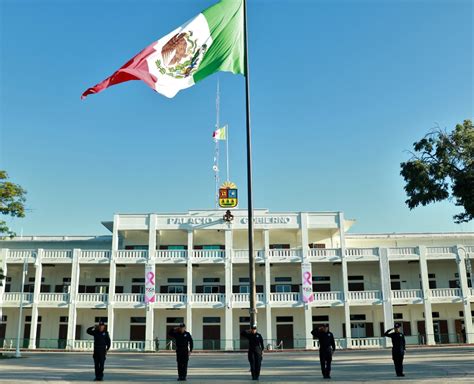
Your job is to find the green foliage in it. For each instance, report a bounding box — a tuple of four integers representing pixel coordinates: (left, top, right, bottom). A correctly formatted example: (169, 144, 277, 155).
(400, 120, 474, 223)
(0, 170, 27, 238)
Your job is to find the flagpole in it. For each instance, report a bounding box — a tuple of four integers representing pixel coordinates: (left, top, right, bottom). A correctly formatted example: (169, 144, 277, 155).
(243, 0, 257, 328)
(214, 80, 220, 208)
(226, 124, 230, 181)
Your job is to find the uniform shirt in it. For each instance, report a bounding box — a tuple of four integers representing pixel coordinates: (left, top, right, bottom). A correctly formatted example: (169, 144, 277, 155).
(311, 329, 336, 353)
(168, 329, 194, 352)
(241, 330, 264, 352)
(384, 329, 406, 355)
(87, 326, 111, 350)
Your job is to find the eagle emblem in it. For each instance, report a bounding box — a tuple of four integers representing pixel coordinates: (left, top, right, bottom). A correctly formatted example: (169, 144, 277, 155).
(155, 31, 207, 79)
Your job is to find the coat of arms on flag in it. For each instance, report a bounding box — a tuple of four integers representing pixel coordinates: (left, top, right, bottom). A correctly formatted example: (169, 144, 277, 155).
(219, 181, 238, 208)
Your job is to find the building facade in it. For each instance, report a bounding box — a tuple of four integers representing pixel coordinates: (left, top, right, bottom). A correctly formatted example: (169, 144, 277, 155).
(0, 209, 473, 351)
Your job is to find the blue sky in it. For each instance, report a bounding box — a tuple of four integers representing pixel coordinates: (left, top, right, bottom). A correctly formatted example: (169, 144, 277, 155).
(0, 0, 472, 236)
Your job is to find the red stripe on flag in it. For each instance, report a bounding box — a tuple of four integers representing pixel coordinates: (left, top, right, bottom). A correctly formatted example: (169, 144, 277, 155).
(81, 43, 158, 100)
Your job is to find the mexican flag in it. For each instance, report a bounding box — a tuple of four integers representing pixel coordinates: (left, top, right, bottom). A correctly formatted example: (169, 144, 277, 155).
(81, 0, 244, 99)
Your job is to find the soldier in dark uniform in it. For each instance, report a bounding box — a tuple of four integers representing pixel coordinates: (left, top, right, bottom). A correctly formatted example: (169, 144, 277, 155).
(384, 323, 406, 377)
(86, 321, 111, 382)
(311, 324, 336, 379)
(168, 323, 193, 381)
(241, 325, 264, 380)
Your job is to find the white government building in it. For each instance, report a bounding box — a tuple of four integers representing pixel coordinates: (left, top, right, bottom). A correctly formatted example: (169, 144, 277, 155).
(0, 209, 473, 352)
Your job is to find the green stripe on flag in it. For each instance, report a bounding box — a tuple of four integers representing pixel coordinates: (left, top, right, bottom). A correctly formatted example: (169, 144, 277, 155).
(194, 0, 245, 83)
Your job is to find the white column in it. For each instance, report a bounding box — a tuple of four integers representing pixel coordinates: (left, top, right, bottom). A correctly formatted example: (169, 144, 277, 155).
(145, 302, 154, 351)
(300, 213, 313, 349)
(66, 249, 81, 350)
(419, 246, 435, 345)
(224, 230, 233, 350)
(148, 214, 157, 262)
(338, 212, 351, 349)
(379, 247, 393, 347)
(108, 215, 119, 343)
(29, 249, 43, 349)
(186, 230, 193, 334)
(263, 230, 272, 345)
(456, 245, 473, 343)
(0, 249, 7, 324)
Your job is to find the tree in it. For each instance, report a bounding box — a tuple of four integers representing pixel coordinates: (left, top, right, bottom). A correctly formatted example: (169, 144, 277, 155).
(0, 170, 27, 238)
(400, 120, 474, 223)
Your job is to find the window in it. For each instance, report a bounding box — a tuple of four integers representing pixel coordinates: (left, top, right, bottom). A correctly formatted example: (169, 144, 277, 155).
(95, 278, 110, 283)
(203, 278, 220, 283)
(313, 315, 329, 322)
(309, 244, 326, 249)
(239, 317, 250, 323)
(125, 245, 148, 250)
(276, 285, 291, 293)
(270, 244, 290, 249)
(348, 276, 364, 291)
(94, 317, 108, 323)
(203, 317, 220, 323)
(166, 317, 184, 324)
(239, 277, 250, 293)
(394, 313, 403, 320)
(275, 277, 292, 282)
(350, 314, 366, 321)
(1, 315, 7, 322)
(168, 285, 184, 294)
(276, 316, 293, 322)
(59, 316, 68, 323)
(168, 278, 184, 283)
(132, 278, 145, 294)
(390, 275, 401, 290)
(131, 317, 146, 324)
(203, 277, 220, 293)
(313, 276, 331, 292)
(25, 316, 42, 322)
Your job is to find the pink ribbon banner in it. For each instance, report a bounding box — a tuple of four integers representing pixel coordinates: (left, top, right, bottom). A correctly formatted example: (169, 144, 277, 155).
(301, 263, 314, 303)
(145, 265, 156, 304)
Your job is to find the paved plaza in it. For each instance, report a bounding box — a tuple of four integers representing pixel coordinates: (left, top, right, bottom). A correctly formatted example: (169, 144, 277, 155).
(0, 346, 473, 383)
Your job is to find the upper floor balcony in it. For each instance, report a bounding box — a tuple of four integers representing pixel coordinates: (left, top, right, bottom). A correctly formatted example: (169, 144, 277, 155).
(190, 249, 226, 263)
(308, 248, 341, 262)
(429, 288, 462, 303)
(345, 248, 379, 261)
(231, 293, 266, 307)
(5, 249, 37, 263)
(38, 292, 70, 306)
(387, 247, 418, 260)
(115, 250, 148, 263)
(76, 293, 108, 308)
(79, 250, 111, 264)
(426, 246, 457, 259)
(347, 290, 382, 305)
(391, 289, 423, 304)
(42, 250, 73, 263)
(232, 250, 265, 264)
(311, 291, 344, 306)
(189, 293, 225, 308)
(2, 292, 33, 306)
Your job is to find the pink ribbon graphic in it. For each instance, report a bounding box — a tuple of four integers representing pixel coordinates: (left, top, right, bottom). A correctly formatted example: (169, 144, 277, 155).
(146, 271, 155, 285)
(303, 271, 312, 285)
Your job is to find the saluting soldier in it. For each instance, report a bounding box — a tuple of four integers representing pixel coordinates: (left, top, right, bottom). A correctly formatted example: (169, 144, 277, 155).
(168, 323, 194, 381)
(311, 324, 336, 379)
(241, 325, 264, 380)
(384, 323, 406, 377)
(86, 321, 111, 382)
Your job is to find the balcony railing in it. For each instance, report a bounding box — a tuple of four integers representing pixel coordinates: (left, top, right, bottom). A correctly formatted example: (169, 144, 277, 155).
(345, 248, 378, 257)
(312, 338, 346, 349)
(2, 292, 33, 304)
(6, 249, 37, 261)
(232, 249, 265, 261)
(38, 293, 70, 303)
(391, 289, 423, 300)
(267, 249, 302, 259)
(348, 290, 382, 301)
(231, 293, 265, 304)
(430, 288, 461, 298)
(77, 293, 108, 303)
(388, 247, 418, 257)
(73, 340, 94, 350)
(190, 293, 225, 304)
(191, 250, 226, 260)
(426, 246, 456, 255)
(313, 291, 343, 302)
(79, 250, 111, 261)
(42, 250, 73, 260)
(116, 250, 148, 260)
(308, 248, 341, 258)
(155, 293, 187, 304)
(112, 340, 145, 351)
(155, 250, 188, 260)
(350, 337, 384, 348)
(113, 293, 144, 303)
(269, 292, 300, 302)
